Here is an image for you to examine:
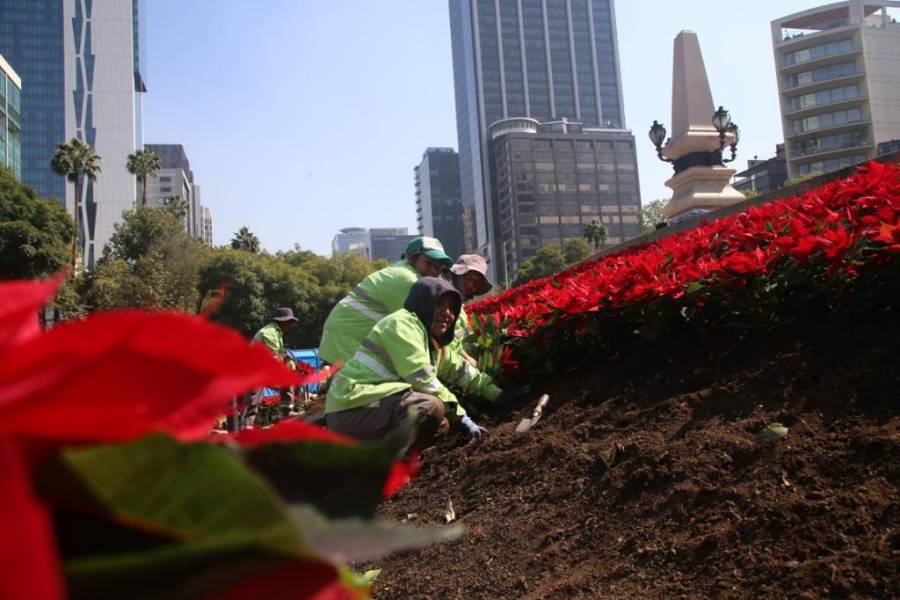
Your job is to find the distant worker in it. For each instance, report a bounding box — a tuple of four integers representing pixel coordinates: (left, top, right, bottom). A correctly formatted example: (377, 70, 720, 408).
(325, 277, 495, 446)
(318, 236, 452, 366)
(252, 307, 299, 416)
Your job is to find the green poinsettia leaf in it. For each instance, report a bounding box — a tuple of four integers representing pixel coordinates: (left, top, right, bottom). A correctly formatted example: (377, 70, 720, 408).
(291, 505, 464, 564)
(239, 418, 414, 519)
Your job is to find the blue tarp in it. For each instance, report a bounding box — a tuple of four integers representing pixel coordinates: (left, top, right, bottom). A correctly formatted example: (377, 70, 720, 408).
(288, 348, 321, 392)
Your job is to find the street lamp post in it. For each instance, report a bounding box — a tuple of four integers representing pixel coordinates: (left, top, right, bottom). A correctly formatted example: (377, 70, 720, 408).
(648, 106, 740, 171)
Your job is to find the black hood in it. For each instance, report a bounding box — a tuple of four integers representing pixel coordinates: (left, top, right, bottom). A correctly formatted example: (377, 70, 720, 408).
(404, 276, 462, 347)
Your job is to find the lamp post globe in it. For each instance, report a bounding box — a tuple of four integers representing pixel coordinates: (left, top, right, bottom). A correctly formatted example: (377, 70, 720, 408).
(649, 120, 667, 148)
(712, 106, 731, 133)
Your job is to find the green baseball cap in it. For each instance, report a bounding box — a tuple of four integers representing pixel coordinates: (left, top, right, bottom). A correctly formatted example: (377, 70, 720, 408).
(402, 236, 452, 266)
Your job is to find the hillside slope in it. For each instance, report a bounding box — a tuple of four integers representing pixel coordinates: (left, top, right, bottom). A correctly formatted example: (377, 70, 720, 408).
(371, 309, 899, 599)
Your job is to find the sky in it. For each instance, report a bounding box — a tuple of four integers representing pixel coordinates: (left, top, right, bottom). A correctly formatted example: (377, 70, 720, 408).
(143, 0, 821, 256)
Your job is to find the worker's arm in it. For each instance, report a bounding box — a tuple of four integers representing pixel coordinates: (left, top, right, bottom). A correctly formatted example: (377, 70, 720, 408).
(437, 343, 502, 402)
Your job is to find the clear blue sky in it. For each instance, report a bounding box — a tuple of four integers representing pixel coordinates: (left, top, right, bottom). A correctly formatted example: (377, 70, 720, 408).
(144, 0, 818, 256)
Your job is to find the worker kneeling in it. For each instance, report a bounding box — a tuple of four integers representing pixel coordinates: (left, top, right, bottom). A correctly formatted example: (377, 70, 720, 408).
(325, 276, 493, 448)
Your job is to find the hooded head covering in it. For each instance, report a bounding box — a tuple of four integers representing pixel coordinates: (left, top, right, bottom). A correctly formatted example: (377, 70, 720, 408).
(403, 276, 462, 347)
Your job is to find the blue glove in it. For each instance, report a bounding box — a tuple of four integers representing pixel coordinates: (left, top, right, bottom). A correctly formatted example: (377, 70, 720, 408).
(460, 415, 488, 439)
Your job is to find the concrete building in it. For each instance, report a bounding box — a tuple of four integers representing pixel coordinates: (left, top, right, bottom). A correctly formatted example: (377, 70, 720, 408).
(332, 227, 416, 262)
(772, 1, 900, 177)
(449, 0, 633, 275)
(415, 148, 466, 259)
(332, 227, 372, 258)
(369, 228, 416, 262)
(0, 0, 146, 266)
(0, 53, 21, 179)
(144, 144, 197, 234)
(734, 144, 789, 194)
(201, 205, 213, 245)
(489, 117, 640, 278)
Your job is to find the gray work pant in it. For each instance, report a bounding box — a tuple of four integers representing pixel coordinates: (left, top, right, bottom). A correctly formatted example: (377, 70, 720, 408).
(325, 390, 447, 450)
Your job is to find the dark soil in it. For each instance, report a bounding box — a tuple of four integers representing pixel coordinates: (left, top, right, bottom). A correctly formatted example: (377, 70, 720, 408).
(370, 310, 900, 599)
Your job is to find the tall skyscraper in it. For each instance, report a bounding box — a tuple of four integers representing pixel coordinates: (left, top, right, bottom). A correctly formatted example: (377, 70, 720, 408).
(772, 1, 900, 177)
(0, 0, 146, 266)
(449, 0, 637, 279)
(415, 148, 466, 259)
(0, 53, 21, 179)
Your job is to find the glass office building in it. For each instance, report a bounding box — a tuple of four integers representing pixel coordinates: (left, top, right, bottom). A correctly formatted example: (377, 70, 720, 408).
(449, 0, 638, 279)
(0, 53, 21, 179)
(415, 148, 467, 260)
(0, 0, 145, 266)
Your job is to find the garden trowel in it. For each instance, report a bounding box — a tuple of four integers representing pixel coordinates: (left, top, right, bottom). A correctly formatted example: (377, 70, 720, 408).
(516, 394, 550, 433)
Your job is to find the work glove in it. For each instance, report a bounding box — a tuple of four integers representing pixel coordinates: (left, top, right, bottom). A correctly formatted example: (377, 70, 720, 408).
(495, 384, 532, 405)
(460, 415, 488, 439)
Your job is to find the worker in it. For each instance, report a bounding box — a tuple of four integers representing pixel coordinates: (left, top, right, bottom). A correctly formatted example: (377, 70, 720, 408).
(318, 236, 452, 366)
(444, 254, 493, 366)
(253, 307, 298, 366)
(325, 277, 495, 447)
(252, 307, 299, 417)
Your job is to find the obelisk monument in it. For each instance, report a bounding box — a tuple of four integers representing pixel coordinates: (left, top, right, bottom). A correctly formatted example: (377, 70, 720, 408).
(662, 31, 744, 219)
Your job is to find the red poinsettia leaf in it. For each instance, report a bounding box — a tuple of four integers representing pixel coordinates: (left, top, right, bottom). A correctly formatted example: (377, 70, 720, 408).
(0, 276, 62, 351)
(214, 418, 356, 448)
(383, 450, 420, 498)
(0, 437, 64, 600)
(206, 560, 365, 600)
(0, 310, 303, 443)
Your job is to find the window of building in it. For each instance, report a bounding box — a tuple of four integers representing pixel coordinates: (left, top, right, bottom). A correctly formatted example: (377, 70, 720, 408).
(621, 204, 639, 213)
(159, 176, 172, 182)
(575, 140, 592, 150)
(578, 183, 593, 192)
(787, 84, 858, 112)
(580, 204, 600, 214)
(783, 38, 854, 67)
(160, 186, 172, 193)
(538, 215, 560, 224)
(785, 61, 856, 89)
(535, 139, 552, 149)
(622, 215, 639, 223)
(536, 183, 557, 193)
(535, 162, 555, 171)
(791, 107, 863, 134)
(557, 183, 576, 192)
(601, 205, 619, 213)
(560, 216, 580, 224)
(576, 162, 595, 171)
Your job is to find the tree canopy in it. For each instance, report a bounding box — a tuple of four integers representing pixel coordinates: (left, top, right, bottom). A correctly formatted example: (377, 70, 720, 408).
(640, 199, 668, 234)
(231, 226, 261, 254)
(0, 166, 74, 280)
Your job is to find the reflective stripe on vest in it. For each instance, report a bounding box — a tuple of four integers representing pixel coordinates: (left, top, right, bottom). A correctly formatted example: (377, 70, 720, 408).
(352, 349, 395, 380)
(351, 285, 391, 314)
(342, 296, 387, 322)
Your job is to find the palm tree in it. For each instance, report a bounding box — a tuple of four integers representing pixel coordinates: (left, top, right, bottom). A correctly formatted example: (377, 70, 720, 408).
(162, 195, 189, 221)
(126, 148, 161, 207)
(582, 219, 608, 252)
(230, 226, 261, 253)
(51, 138, 102, 271)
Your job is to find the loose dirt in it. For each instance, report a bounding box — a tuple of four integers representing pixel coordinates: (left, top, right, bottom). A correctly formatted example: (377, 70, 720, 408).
(370, 310, 900, 599)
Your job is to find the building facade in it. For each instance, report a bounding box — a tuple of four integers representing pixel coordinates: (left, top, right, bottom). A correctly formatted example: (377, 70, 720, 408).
(0, 53, 21, 179)
(332, 227, 371, 257)
(201, 205, 213, 245)
(369, 227, 415, 262)
(733, 144, 789, 194)
(449, 0, 634, 277)
(415, 148, 466, 259)
(489, 117, 640, 278)
(144, 144, 197, 235)
(0, 0, 145, 266)
(772, 1, 900, 177)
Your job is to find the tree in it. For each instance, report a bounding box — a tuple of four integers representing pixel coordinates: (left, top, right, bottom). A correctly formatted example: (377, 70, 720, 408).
(512, 245, 567, 286)
(639, 199, 668, 234)
(231, 226, 261, 254)
(126, 148, 161, 207)
(783, 172, 821, 188)
(0, 165, 74, 280)
(582, 219, 607, 251)
(563, 238, 591, 264)
(162, 195, 189, 222)
(82, 207, 203, 312)
(51, 138, 101, 271)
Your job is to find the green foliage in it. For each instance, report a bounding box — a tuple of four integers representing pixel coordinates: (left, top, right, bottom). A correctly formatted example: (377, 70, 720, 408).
(783, 172, 821, 188)
(162, 195, 189, 221)
(640, 199, 668, 234)
(562, 237, 591, 264)
(231, 226, 261, 253)
(582, 219, 608, 250)
(199, 247, 383, 348)
(126, 148, 161, 207)
(741, 188, 760, 200)
(513, 245, 567, 286)
(81, 207, 203, 311)
(0, 166, 74, 279)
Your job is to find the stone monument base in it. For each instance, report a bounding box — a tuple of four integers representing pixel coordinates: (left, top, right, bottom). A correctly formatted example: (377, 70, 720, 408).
(663, 165, 746, 219)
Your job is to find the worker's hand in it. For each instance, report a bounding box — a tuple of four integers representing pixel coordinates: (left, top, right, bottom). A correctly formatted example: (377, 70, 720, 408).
(496, 384, 532, 405)
(460, 415, 488, 439)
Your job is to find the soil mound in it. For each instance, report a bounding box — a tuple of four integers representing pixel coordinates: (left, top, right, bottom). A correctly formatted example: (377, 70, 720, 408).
(371, 311, 900, 599)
